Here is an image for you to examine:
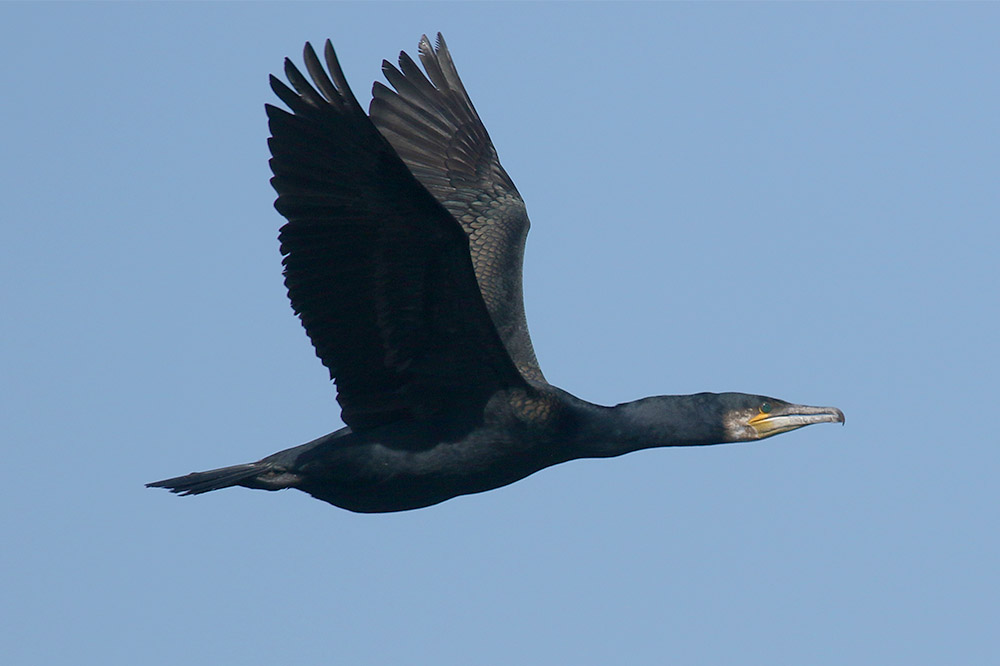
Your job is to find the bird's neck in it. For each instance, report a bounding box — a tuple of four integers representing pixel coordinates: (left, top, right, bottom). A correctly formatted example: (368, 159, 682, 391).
(572, 394, 728, 459)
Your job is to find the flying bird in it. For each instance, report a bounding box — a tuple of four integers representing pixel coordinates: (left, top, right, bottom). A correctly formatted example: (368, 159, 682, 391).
(148, 35, 844, 513)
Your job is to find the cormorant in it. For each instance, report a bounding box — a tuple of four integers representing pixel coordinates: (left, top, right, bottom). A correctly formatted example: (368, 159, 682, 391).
(148, 35, 844, 513)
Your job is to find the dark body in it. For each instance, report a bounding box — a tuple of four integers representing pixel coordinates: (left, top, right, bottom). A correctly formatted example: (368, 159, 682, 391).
(259, 386, 575, 513)
(148, 35, 843, 513)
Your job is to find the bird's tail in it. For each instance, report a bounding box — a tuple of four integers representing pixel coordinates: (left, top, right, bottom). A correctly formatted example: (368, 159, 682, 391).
(146, 463, 264, 496)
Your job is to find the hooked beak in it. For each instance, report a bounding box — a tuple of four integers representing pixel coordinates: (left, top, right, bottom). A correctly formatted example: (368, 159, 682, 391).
(748, 403, 845, 438)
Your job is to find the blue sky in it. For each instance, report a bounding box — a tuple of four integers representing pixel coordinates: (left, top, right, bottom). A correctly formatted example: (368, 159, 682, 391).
(2, 3, 997, 664)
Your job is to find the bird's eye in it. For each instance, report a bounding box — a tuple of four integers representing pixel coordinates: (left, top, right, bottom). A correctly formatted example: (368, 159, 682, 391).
(759, 402, 772, 414)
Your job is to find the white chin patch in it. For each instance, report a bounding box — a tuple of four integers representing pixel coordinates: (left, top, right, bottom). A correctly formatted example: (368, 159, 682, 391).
(722, 412, 754, 441)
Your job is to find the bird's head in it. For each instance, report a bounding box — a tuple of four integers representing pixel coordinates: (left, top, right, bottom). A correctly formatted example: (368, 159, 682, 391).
(718, 393, 845, 442)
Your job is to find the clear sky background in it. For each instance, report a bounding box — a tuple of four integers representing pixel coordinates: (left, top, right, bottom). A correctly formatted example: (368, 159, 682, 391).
(2, 3, 997, 664)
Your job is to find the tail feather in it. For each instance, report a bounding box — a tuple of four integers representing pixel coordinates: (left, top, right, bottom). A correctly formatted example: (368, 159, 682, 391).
(146, 463, 262, 496)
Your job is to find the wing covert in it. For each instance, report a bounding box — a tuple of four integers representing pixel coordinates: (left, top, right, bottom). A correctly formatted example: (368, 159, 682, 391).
(369, 34, 545, 382)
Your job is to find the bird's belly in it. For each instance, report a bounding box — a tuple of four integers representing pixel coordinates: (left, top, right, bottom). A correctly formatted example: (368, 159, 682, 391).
(296, 430, 556, 513)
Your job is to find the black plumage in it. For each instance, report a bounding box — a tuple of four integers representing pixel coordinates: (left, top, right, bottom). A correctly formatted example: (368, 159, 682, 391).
(148, 35, 843, 513)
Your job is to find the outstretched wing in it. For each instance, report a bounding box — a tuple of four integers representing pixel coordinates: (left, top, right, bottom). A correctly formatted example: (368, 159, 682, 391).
(267, 41, 528, 432)
(369, 34, 545, 383)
